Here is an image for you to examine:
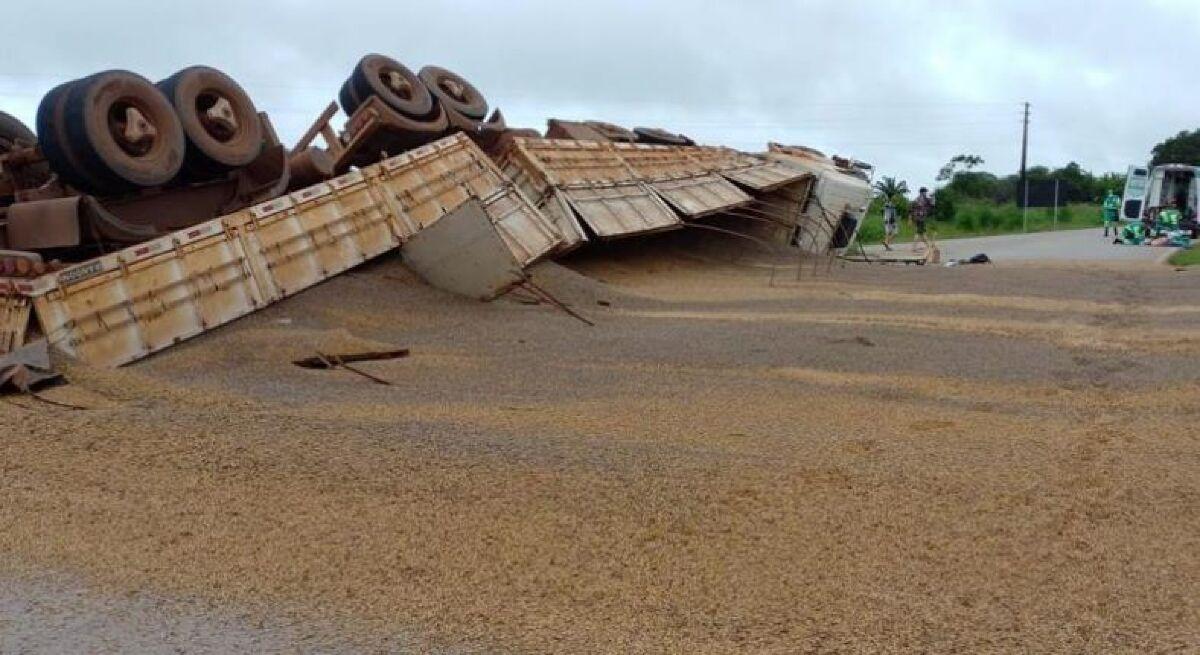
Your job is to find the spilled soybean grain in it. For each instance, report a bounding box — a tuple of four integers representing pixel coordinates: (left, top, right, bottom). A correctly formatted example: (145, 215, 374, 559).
(2, 256, 1199, 653)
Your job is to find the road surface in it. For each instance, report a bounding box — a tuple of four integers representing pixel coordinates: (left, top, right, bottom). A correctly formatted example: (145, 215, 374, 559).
(870, 228, 1176, 263)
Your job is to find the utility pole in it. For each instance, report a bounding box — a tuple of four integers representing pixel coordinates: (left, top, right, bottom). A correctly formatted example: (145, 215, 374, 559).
(1020, 102, 1030, 231)
(1053, 179, 1060, 230)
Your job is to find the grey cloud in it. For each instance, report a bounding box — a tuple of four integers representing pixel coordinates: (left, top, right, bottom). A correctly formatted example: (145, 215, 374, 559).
(2, 0, 1197, 191)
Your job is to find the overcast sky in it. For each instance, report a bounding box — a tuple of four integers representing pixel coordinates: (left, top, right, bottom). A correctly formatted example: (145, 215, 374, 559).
(3, 0, 1197, 191)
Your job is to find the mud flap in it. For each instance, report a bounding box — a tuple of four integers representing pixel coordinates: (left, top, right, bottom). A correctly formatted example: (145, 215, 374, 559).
(5, 195, 161, 250)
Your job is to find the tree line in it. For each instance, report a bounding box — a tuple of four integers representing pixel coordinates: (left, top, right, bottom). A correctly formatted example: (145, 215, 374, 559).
(871, 128, 1200, 220)
(938, 159, 1126, 205)
(872, 158, 1124, 223)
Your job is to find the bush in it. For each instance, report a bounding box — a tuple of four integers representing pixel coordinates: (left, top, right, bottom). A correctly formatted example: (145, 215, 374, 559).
(977, 207, 999, 230)
(946, 171, 1003, 200)
(933, 189, 957, 222)
(1057, 205, 1073, 223)
(857, 219, 884, 244)
(1003, 211, 1024, 230)
(955, 211, 977, 231)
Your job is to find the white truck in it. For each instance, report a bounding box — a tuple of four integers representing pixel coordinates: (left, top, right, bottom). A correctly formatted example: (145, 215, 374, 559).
(1122, 163, 1199, 236)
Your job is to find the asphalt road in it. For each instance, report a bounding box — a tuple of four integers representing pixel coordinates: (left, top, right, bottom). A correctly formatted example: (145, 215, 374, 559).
(872, 228, 1176, 263)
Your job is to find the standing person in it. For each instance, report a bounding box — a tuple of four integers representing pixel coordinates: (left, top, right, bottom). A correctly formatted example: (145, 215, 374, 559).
(882, 196, 899, 250)
(1102, 190, 1121, 237)
(909, 187, 934, 251)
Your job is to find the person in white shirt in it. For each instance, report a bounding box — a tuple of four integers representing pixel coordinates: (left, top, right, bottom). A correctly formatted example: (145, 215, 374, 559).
(882, 198, 899, 250)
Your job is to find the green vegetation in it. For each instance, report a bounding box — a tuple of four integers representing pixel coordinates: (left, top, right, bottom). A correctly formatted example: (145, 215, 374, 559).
(859, 155, 1123, 244)
(858, 198, 1103, 244)
(1168, 248, 1200, 266)
(936, 161, 1125, 206)
(1152, 129, 1200, 167)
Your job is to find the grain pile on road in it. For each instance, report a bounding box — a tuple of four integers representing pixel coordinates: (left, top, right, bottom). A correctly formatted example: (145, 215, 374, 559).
(2, 245, 1200, 652)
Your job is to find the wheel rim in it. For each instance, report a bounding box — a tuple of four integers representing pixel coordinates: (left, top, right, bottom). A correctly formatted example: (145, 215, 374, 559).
(380, 68, 416, 102)
(438, 78, 466, 102)
(106, 98, 159, 158)
(195, 90, 240, 142)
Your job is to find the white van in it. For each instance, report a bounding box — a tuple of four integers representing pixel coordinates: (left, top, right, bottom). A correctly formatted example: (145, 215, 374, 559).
(1122, 163, 1199, 235)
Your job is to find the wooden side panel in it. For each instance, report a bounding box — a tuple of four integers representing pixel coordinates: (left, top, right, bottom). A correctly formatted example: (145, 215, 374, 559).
(0, 294, 31, 354)
(511, 139, 636, 186)
(650, 175, 752, 218)
(720, 162, 808, 192)
(375, 135, 501, 229)
(32, 220, 263, 367)
(482, 189, 563, 267)
(610, 143, 708, 180)
(562, 184, 682, 239)
(498, 143, 590, 252)
(243, 169, 401, 302)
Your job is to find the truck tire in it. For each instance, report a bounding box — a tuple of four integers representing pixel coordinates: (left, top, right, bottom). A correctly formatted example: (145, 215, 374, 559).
(419, 66, 487, 120)
(345, 55, 434, 120)
(0, 110, 36, 153)
(157, 66, 263, 181)
(1, 110, 53, 186)
(36, 79, 112, 192)
(338, 78, 361, 116)
(64, 70, 185, 192)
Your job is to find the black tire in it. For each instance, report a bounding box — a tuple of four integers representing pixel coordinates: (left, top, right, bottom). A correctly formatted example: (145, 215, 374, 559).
(418, 65, 487, 120)
(346, 55, 434, 120)
(0, 110, 36, 153)
(1, 109, 52, 186)
(634, 126, 694, 146)
(64, 70, 186, 192)
(157, 66, 263, 181)
(339, 77, 362, 116)
(36, 79, 112, 192)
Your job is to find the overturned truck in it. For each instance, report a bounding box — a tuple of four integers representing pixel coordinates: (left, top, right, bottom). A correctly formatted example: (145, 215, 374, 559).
(1, 53, 873, 373)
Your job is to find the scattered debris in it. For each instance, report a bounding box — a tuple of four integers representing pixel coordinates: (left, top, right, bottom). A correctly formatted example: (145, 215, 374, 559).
(0, 340, 62, 394)
(293, 349, 410, 369)
(945, 253, 992, 266)
(519, 279, 594, 327)
(843, 250, 927, 265)
(830, 336, 876, 347)
(293, 350, 409, 386)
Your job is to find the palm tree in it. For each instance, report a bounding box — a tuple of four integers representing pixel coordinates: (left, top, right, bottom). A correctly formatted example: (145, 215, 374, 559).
(873, 176, 909, 201)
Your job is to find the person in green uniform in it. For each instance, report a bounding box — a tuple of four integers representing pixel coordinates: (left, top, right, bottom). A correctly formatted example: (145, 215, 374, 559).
(1157, 202, 1182, 235)
(1115, 219, 1146, 245)
(1102, 190, 1120, 237)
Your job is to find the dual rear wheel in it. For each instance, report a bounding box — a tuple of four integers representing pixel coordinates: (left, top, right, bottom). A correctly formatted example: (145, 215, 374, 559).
(339, 54, 434, 120)
(36, 67, 262, 195)
(338, 55, 491, 125)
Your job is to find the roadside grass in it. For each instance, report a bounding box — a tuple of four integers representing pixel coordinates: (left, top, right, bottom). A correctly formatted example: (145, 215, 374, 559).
(1168, 247, 1200, 266)
(858, 199, 1104, 244)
